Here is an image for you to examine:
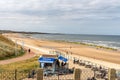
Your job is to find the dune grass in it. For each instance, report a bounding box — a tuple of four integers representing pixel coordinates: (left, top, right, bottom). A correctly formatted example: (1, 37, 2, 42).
(0, 34, 25, 60)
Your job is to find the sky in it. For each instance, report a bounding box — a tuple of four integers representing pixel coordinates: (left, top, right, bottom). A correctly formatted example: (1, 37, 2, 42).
(0, 0, 120, 35)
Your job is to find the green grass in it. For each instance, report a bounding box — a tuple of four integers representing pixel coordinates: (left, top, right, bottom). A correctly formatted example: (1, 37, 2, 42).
(0, 56, 40, 80)
(0, 34, 25, 60)
(0, 56, 39, 71)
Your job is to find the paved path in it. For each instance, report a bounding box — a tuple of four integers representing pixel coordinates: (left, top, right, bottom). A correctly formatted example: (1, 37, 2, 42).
(0, 52, 35, 65)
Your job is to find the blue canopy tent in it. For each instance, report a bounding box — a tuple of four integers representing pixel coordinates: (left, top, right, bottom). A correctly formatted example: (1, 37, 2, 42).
(58, 56, 68, 62)
(38, 57, 56, 63)
(38, 57, 57, 72)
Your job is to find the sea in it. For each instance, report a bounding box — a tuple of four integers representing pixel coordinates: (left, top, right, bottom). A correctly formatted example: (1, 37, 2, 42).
(28, 34, 120, 50)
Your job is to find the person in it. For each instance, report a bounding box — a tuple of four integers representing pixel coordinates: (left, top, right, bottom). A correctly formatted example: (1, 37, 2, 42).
(64, 63, 68, 69)
(56, 60, 60, 67)
(61, 61, 64, 67)
(73, 59, 75, 64)
(101, 72, 106, 78)
(69, 67, 74, 73)
(64, 62, 66, 66)
(91, 77, 96, 80)
(28, 49, 31, 53)
(31, 69, 36, 78)
(99, 66, 102, 70)
(28, 71, 31, 78)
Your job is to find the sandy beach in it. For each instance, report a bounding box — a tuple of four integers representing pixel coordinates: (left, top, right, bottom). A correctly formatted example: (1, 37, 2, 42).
(3, 33, 120, 70)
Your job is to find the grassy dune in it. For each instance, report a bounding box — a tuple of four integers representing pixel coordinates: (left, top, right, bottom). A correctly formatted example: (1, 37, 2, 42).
(0, 34, 25, 60)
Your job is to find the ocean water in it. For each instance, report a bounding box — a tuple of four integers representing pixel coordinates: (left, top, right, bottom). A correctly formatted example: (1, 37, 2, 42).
(30, 34, 120, 50)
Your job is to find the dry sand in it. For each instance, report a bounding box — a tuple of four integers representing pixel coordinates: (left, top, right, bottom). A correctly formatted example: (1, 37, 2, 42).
(3, 33, 120, 69)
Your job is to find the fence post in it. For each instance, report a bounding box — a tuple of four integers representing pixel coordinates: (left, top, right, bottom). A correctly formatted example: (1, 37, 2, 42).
(37, 68, 43, 80)
(108, 68, 116, 80)
(15, 69, 17, 80)
(74, 68, 81, 80)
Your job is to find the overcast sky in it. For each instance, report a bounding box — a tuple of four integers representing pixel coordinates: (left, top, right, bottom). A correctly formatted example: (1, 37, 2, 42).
(0, 0, 120, 35)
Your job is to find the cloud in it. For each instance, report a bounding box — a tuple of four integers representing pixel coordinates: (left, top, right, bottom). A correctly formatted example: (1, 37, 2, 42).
(0, 0, 120, 34)
(0, 0, 120, 20)
(0, 0, 119, 11)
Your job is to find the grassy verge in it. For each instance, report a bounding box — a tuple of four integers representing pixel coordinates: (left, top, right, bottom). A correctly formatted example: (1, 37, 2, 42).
(0, 56, 39, 79)
(0, 56, 39, 71)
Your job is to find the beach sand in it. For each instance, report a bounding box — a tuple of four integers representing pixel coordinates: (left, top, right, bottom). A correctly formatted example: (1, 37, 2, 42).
(3, 33, 120, 69)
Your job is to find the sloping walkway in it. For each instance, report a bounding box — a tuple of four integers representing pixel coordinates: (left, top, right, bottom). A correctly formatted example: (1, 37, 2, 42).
(0, 52, 35, 65)
(0, 39, 51, 65)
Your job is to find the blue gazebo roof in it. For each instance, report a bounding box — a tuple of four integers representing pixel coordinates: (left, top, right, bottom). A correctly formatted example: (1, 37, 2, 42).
(58, 56, 68, 62)
(38, 57, 56, 63)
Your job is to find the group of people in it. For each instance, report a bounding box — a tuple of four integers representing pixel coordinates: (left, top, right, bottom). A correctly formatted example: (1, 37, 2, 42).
(55, 60, 68, 68)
